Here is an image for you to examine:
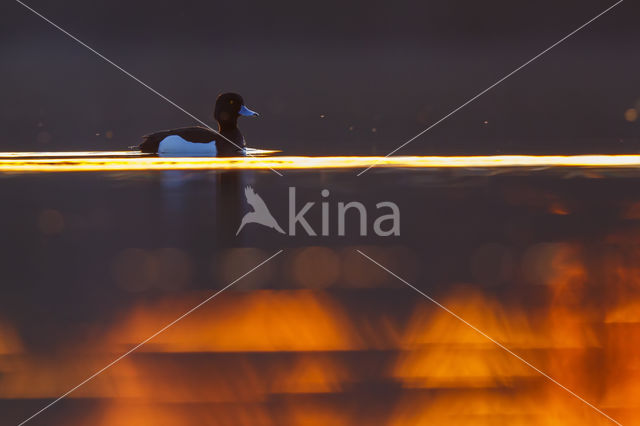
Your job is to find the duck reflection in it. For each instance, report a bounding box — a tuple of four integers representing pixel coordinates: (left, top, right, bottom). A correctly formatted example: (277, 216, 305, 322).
(217, 170, 246, 242)
(156, 169, 248, 246)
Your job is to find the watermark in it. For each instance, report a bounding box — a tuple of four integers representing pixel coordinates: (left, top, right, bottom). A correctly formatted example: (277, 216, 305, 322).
(236, 186, 400, 237)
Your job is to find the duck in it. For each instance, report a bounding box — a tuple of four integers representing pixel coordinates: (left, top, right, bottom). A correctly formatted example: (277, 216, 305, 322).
(138, 92, 259, 156)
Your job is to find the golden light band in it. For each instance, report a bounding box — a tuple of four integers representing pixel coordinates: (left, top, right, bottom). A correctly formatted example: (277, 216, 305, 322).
(1, 153, 640, 172)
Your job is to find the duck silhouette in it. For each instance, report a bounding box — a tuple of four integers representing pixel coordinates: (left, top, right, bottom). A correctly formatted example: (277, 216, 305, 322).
(236, 186, 285, 235)
(139, 92, 259, 156)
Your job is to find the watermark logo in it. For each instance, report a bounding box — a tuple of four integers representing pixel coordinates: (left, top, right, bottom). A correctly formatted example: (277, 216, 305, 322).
(237, 186, 400, 236)
(236, 186, 286, 235)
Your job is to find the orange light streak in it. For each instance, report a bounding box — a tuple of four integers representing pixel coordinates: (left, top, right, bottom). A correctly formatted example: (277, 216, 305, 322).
(1, 153, 640, 172)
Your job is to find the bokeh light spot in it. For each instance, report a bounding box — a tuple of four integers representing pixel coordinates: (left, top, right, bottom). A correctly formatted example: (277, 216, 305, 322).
(625, 108, 638, 122)
(292, 247, 340, 289)
(37, 209, 64, 235)
(111, 248, 158, 293)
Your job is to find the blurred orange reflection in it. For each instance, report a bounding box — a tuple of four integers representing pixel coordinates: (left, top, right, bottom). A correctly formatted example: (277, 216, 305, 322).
(5, 239, 640, 424)
(104, 290, 363, 353)
(0, 320, 23, 355)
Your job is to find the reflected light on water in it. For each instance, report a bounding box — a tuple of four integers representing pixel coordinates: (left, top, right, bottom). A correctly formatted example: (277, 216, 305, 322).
(0, 320, 23, 355)
(3, 154, 640, 172)
(4, 241, 640, 424)
(103, 291, 363, 353)
(0, 151, 146, 158)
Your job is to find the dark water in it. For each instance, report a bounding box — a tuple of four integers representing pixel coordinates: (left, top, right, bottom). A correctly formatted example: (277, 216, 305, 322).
(1, 167, 640, 425)
(3, 0, 639, 156)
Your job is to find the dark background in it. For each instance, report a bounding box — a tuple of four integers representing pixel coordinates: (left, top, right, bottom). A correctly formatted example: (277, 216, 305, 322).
(1, 0, 639, 155)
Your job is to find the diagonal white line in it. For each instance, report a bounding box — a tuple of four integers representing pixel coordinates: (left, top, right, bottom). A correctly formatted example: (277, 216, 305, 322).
(17, 249, 284, 426)
(14, 0, 284, 177)
(356, 249, 622, 425)
(357, 0, 624, 176)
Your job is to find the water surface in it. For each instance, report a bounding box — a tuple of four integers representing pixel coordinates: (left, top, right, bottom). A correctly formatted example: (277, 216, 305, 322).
(1, 165, 639, 425)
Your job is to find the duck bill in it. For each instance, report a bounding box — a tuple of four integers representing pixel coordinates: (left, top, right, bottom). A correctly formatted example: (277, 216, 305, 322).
(238, 105, 260, 117)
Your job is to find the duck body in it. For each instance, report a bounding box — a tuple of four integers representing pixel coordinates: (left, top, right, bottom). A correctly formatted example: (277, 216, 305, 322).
(140, 126, 243, 157)
(158, 135, 217, 157)
(138, 93, 258, 157)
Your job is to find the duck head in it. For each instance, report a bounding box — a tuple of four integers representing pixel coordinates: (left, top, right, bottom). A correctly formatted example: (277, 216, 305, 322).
(213, 92, 259, 155)
(214, 92, 259, 131)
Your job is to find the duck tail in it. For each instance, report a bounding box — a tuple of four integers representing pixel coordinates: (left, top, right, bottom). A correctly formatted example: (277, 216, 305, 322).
(138, 131, 171, 153)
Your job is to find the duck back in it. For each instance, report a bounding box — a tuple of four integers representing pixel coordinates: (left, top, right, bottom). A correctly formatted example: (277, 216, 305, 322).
(139, 126, 218, 153)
